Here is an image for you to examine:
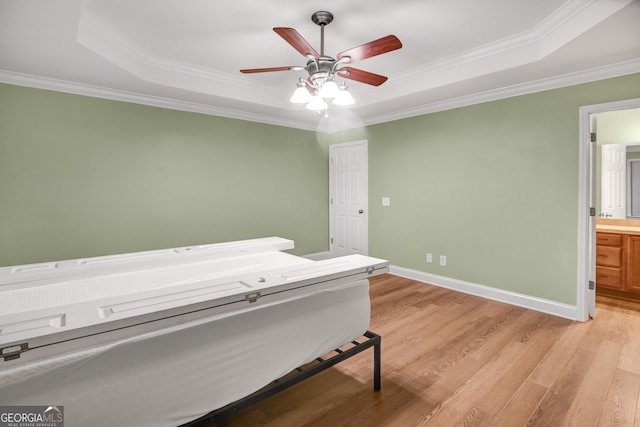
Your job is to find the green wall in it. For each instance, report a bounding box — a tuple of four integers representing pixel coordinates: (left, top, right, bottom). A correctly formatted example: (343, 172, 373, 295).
(2, 73, 640, 307)
(599, 108, 640, 143)
(0, 84, 329, 265)
(328, 73, 640, 305)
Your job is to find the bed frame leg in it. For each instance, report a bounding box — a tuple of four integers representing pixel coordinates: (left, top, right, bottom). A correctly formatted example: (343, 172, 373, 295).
(182, 332, 382, 427)
(374, 335, 381, 391)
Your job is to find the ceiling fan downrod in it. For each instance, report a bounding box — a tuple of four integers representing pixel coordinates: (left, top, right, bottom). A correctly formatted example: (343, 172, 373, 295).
(311, 11, 333, 57)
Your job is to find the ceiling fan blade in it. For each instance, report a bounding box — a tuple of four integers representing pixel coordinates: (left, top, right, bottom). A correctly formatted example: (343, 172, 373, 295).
(339, 67, 388, 86)
(273, 27, 320, 58)
(240, 66, 300, 74)
(337, 35, 402, 63)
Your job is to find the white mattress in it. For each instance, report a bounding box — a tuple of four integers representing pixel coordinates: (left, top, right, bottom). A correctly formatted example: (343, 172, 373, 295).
(0, 237, 389, 427)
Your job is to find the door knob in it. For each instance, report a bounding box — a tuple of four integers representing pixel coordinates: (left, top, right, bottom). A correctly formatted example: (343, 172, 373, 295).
(358, 209, 364, 214)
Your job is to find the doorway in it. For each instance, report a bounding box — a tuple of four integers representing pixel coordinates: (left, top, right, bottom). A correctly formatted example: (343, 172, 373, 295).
(329, 140, 368, 257)
(577, 97, 640, 321)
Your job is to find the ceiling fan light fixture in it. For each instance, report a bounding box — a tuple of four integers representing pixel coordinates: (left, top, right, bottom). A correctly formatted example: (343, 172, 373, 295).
(333, 84, 355, 105)
(241, 11, 402, 113)
(306, 95, 328, 111)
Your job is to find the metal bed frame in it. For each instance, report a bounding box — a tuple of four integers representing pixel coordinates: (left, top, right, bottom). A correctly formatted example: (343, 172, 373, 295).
(180, 330, 381, 427)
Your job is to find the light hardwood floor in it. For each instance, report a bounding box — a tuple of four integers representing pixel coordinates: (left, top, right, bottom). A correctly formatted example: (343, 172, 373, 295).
(224, 274, 640, 426)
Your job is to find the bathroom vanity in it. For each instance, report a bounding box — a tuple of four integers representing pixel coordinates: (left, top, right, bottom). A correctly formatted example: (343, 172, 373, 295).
(596, 219, 640, 299)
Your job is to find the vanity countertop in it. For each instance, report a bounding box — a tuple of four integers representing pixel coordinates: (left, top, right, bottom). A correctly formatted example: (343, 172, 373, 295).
(596, 218, 640, 236)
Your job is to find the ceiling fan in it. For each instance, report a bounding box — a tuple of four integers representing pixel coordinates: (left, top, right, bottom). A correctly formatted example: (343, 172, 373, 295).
(240, 11, 402, 110)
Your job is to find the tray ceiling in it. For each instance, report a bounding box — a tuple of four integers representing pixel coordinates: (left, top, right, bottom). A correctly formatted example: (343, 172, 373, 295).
(1, 0, 639, 131)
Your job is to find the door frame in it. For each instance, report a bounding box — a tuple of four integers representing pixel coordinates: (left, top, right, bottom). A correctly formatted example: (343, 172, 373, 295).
(329, 140, 369, 257)
(577, 97, 640, 321)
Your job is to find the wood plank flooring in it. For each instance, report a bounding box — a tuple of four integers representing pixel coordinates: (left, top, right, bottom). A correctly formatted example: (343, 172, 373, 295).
(222, 274, 640, 426)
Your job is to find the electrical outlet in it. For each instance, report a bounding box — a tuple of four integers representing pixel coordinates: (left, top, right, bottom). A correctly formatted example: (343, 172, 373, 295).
(426, 253, 432, 263)
(440, 255, 447, 266)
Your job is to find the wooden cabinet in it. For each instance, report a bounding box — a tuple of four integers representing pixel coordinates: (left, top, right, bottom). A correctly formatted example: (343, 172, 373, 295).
(596, 232, 625, 291)
(596, 232, 640, 296)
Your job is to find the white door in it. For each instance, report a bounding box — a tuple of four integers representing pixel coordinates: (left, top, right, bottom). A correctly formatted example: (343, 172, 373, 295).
(601, 144, 627, 219)
(329, 141, 368, 257)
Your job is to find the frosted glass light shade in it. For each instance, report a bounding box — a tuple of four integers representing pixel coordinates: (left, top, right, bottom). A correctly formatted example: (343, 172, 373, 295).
(306, 95, 328, 111)
(290, 86, 312, 103)
(318, 80, 340, 98)
(333, 88, 355, 105)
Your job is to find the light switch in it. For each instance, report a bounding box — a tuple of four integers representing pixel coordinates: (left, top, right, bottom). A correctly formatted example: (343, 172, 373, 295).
(382, 197, 390, 206)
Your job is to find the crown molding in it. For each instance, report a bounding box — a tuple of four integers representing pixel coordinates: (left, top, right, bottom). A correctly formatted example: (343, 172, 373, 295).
(2, 59, 639, 134)
(0, 70, 317, 131)
(357, 59, 640, 130)
(364, 0, 635, 107)
(415, 0, 624, 73)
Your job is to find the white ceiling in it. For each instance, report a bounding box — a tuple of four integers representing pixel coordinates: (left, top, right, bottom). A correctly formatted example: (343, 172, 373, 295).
(1, 0, 639, 132)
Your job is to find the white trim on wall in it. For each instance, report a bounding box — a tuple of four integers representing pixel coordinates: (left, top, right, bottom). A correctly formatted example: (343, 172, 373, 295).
(0, 71, 308, 131)
(390, 265, 578, 321)
(2, 59, 639, 132)
(303, 255, 579, 319)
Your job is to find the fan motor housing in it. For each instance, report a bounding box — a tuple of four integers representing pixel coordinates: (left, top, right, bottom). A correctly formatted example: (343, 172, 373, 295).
(306, 56, 335, 85)
(306, 56, 335, 74)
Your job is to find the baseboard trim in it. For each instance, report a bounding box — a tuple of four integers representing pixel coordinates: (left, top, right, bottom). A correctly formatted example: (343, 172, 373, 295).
(389, 265, 578, 321)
